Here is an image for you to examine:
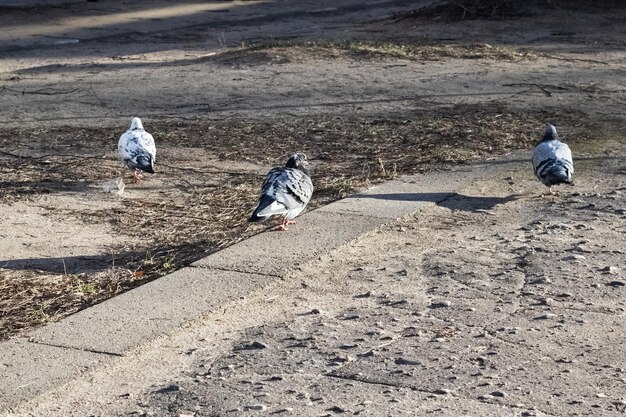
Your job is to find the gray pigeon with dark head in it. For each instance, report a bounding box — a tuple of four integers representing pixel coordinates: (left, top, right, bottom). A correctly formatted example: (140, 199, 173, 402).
(532, 123, 573, 194)
(249, 152, 313, 231)
(118, 117, 156, 183)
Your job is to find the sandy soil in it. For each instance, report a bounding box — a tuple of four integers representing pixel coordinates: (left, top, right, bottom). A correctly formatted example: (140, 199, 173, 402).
(0, 0, 625, 365)
(11, 149, 626, 417)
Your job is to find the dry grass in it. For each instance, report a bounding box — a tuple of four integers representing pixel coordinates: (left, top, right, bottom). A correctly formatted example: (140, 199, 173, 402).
(209, 39, 538, 64)
(0, 105, 574, 339)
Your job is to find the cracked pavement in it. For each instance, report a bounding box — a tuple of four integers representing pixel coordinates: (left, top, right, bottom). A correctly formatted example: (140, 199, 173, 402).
(13, 154, 626, 417)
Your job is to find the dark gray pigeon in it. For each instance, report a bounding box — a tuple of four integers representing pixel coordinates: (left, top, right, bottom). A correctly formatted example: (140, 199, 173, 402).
(532, 123, 573, 194)
(249, 152, 313, 231)
(118, 117, 156, 182)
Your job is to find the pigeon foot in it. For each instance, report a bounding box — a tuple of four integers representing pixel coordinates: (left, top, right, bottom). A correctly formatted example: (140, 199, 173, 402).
(275, 219, 296, 231)
(132, 169, 143, 183)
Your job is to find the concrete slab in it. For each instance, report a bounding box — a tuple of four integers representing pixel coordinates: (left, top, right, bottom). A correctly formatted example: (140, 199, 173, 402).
(0, 338, 108, 414)
(29, 268, 273, 355)
(192, 211, 388, 276)
(317, 179, 454, 219)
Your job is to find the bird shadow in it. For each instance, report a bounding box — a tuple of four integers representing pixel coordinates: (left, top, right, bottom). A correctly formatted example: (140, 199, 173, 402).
(356, 192, 519, 212)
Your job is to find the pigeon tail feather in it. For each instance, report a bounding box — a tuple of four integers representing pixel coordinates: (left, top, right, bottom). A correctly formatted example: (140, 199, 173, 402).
(249, 195, 285, 222)
(134, 154, 155, 173)
(544, 166, 571, 185)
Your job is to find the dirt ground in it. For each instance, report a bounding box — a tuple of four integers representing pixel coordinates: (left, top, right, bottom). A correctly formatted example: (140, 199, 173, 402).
(12, 150, 626, 417)
(1, 0, 626, 415)
(0, 0, 625, 344)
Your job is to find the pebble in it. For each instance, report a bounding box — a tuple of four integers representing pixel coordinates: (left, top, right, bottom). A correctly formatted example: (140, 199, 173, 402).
(395, 357, 420, 366)
(600, 266, 619, 275)
(607, 281, 626, 287)
(354, 291, 373, 298)
(274, 408, 294, 414)
(234, 341, 268, 351)
(246, 404, 267, 411)
(310, 308, 322, 314)
(491, 390, 507, 398)
(152, 384, 180, 394)
(536, 313, 557, 320)
(562, 254, 586, 262)
(429, 300, 452, 308)
(548, 223, 571, 229)
(434, 388, 451, 395)
(331, 354, 355, 363)
(327, 405, 346, 413)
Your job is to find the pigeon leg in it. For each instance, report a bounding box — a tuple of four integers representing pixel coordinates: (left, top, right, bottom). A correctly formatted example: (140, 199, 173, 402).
(132, 169, 143, 183)
(276, 218, 296, 231)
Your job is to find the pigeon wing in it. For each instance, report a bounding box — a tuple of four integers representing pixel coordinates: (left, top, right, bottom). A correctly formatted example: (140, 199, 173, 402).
(118, 130, 155, 171)
(139, 131, 157, 162)
(532, 140, 574, 183)
(254, 168, 313, 218)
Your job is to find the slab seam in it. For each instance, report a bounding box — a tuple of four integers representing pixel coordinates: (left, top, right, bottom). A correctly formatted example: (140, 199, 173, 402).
(27, 340, 122, 357)
(188, 264, 284, 279)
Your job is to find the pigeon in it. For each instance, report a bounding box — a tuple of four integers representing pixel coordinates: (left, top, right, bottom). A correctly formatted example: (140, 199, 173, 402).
(532, 123, 573, 195)
(249, 152, 314, 231)
(118, 117, 156, 183)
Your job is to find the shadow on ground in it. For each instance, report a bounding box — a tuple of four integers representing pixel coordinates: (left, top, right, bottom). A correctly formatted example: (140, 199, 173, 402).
(356, 192, 519, 212)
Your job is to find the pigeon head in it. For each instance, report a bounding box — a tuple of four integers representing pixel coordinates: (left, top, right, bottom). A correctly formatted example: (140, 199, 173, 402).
(285, 152, 310, 175)
(130, 117, 144, 130)
(541, 123, 559, 142)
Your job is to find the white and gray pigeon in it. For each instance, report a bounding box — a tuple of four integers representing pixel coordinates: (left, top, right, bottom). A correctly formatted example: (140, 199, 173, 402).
(249, 152, 313, 231)
(118, 117, 156, 182)
(532, 123, 573, 194)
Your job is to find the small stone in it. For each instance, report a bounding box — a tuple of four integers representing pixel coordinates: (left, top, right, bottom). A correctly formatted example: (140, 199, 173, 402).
(354, 291, 373, 298)
(327, 405, 346, 413)
(434, 388, 451, 395)
(491, 390, 507, 398)
(429, 300, 452, 308)
(153, 384, 180, 394)
(600, 266, 619, 275)
(310, 308, 322, 314)
(247, 404, 267, 411)
(562, 254, 586, 262)
(536, 313, 557, 320)
(234, 341, 268, 351)
(596, 393, 608, 398)
(274, 408, 294, 414)
(607, 281, 626, 288)
(330, 354, 355, 364)
(395, 357, 420, 366)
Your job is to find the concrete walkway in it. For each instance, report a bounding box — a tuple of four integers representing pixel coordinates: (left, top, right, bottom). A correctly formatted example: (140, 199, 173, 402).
(3, 150, 625, 417)
(0, 155, 521, 414)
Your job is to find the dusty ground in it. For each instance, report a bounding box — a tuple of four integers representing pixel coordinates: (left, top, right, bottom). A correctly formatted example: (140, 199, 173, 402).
(11, 149, 626, 417)
(0, 0, 625, 346)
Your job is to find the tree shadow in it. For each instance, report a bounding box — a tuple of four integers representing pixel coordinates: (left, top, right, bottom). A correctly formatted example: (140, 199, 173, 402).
(0, 179, 90, 195)
(0, 253, 120, 274)
(358, 192, 519, 212)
